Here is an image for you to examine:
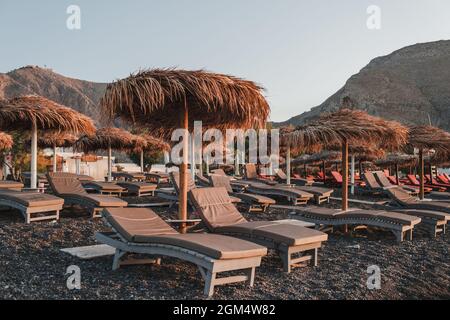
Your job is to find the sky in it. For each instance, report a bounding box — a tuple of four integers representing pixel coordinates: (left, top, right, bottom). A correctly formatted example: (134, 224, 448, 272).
(1, 0, 449, 122)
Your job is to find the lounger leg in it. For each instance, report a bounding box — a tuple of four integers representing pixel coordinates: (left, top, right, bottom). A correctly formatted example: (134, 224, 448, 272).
(55, 210, 60, 221)
(280, 251, 291, 273)
(112, 249, 126, 270)
(204, 271, 216, 297)
(312, 248, 318, 267)
(26, 212, 30, 224)
(246, 267, 256, 287)
(407, 229, 413, 241)
(394, 231, 403, 243)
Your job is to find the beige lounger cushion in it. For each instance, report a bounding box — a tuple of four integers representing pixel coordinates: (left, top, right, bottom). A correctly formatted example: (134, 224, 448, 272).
(392, 209, 450, 222)
(83, 195, 127, 207)
(190, 188, 328, 246)
(209, 174, 234, 193)
(48, 176, 87, 194)
(49, 172, 94, 181)
(0, 181, 24, 189)
(104, 208, 267, 259)
(0, 190, 63, 207)
(87, 182, 125, 192)
(117, 182, 157, 192)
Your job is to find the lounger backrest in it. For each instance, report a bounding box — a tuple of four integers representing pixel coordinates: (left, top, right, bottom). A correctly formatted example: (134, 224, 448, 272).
(208, 174, 233, 193)
(331, 171, 342, 183)
(244, 164, 258, 180)
(407, 174, 420, 185)
(387, 186, 416, 204)
(363, 171, 381, 189)
(374, 171, 392, 188)
(211, 169, 226, 176)
(275, 169, 287, 180)
(189, 187, 247, 231)
(170, 171, 196, 194)
(49, 172, 94, 181)
(46, 173, 87, 195)
(438, 175, 449, 184)
(103, 208, 178, 242)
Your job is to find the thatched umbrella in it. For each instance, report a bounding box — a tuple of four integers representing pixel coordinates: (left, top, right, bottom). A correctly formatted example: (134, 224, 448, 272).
(407, 126, 450, 199)
(74, 127, 147, 181)
(34, 132, 78, 172)
(134, 134, 171, 172)
(0, 96, 95, 188)
(284, 108, 408, 211)
(100, 68, 269, 232)
(0, 132, 13, 151)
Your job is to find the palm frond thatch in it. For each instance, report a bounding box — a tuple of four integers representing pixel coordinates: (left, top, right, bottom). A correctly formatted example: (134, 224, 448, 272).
(100, 68, 270, 137)
(134, 134, 171, 153)
(375, 153, 417, 167)
(0, 96, 96, 134)
(283, 109, 409, 151)
(407, 125, 450, 154)
(36, 132, 78, 148)
(74, 127, 146, 153)
(0, 131, 13, 151)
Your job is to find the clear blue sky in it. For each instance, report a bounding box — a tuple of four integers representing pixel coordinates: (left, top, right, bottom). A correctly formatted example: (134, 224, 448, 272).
(1, 0, 449, 122)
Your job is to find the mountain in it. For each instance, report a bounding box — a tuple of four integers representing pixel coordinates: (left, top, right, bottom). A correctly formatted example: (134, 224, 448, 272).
(0, 65, 107, 125)
(275, 40, 450, 130)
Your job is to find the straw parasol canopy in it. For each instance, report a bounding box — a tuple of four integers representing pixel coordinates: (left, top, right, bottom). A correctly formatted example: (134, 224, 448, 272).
(74, 127, 148, 181)
(0, 96, 96, 188)
(407, 125, 450, 198)
(0, 132, 13, 151)
(100, 68, 270, 232)
(36, 132, 78, 149)
(284, 107, 409, 211)
(134, 133, 171, 172)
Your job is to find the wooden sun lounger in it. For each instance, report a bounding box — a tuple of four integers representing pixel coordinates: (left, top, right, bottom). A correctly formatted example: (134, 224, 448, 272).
(364, 171, 419, 197)
(96, 207, 266, 297)
(0, 180, 24, 191)
(145, 172, 170, 184)
(47, 173, 127, 218)
(112, 172, 146, 182)
(0, 190, 63, 223)
(246, 182, 314, 205)
(208, 174, 275, 212)
(81, 181, 125, 197)
(116, 181, 157, 197)
(383, 187, 450, 235)
(289, 206, 421, 242)
(189, 187, 328, 273)
(46, 172, 94, 182)
(275, 169, 313, 186)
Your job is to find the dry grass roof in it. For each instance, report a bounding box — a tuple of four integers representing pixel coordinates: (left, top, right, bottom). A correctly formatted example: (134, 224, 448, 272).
(0, 96, 96, 134)
(135, 133, 171, 153)
(36, 132, 78, 148)
(284, 109, 409, 152)
(407, 125, 450, 154)
(100, 68, 270, 137)
(375, 153, 417, 167)
(74, 127, 147, 153)
(0, 132, 13, 150)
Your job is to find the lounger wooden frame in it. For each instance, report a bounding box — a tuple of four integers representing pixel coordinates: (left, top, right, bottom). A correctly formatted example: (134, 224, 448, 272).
(96, 231, 261, 297)
(247, 185, 311, 205)
(0, 198, 61, 223)
(290, 212, 415, 243)
(59, 195, 124, 219)
(217, 230, 320, 273)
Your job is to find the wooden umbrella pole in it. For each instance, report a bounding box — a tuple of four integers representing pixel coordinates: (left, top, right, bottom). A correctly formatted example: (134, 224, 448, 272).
(140, 150, 144, 173)
(429, 162, 433, 184)
(341, 138, 349, 211)
(322, 160, 326, 184)
(286, 146, 291, 185)
(107, 143, 112, 182)
(30, 122, 38, 189)
(419, 148, 425, 200)
(395, 163, 400, 185)
(53, 144, 57, 173)
(350, 154, 355, 195)
(179, 101, 189, 234)
(304, 164, 307, 179)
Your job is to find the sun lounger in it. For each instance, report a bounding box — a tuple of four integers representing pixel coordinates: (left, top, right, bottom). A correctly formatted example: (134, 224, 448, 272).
(96, 207, 267, 296)
(246, 181, 313, 205)
(290, 206, 421, 242)
(243, 164, 277, 185)
(0, 180, 24, 191)
(189, 187, 328, 272)
(424, 175, 450, 191)
(368, 171, 419, 196)
(195, 174, 211, 187)
(406, 175, 446, 192)
(208, 174, 275, 212)
(211, 169, 250, 191)
(47, 173, 127, 218)
(116, 182, 157, 197)
(145, 172, 170, 184)
(386, 208, 449, 237)
(274, 169, 313, 186)
(388, 189, 450, 234)
(81, 181, 125, 196)
(112, 172, 145, 182)
(0, 190, 63, 223)
(47, 172, 95, 182)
